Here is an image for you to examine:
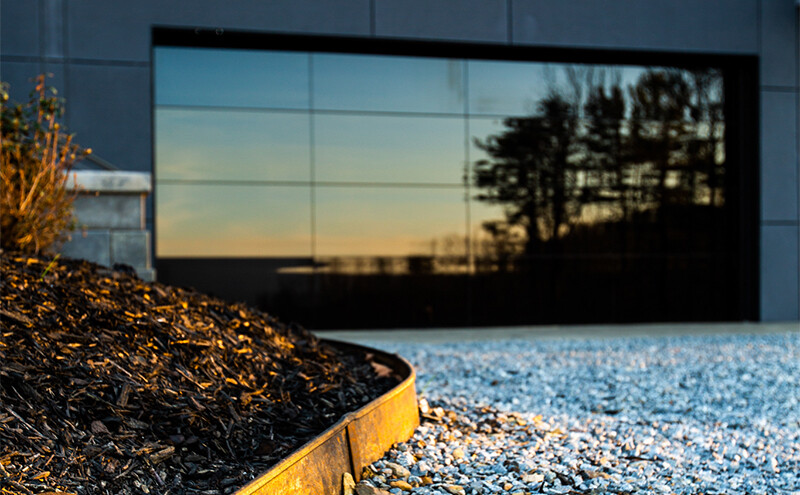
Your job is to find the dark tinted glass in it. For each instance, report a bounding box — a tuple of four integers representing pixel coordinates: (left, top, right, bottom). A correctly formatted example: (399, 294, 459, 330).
(155, 47, 309, 109)
(313, 53, 465, 113)
(156, 109, 311, 181)
(314, 114, 465, 184)
(314, 187, 467, 257)
(155, 43, 746, 329)
(156, 184, 312, 257)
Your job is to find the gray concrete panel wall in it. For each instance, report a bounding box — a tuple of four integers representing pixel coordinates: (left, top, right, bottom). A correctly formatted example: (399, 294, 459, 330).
(66, 64, 152, 172)
(511, 0, 759, 53)
(1, 62, 45, 102)
(0, 1, 39, 57)
(761, 91, 799, 223)
(65, 0, 372, 63)
(0, 61, 67, 107)
(375, 0, 508, 43)
(1, 0, 798, 321)
(761, 225, 800, 321)
(761, 0, 798, 89)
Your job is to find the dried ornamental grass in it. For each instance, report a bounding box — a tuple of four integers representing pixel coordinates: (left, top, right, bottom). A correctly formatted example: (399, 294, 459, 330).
(0, 74, 91, 254)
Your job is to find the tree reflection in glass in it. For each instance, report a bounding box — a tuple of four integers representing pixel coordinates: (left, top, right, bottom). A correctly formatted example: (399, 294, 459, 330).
(472, 67, 726, 270)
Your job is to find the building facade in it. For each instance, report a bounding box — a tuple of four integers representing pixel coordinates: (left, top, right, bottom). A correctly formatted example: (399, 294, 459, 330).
(2, 0, 798, 328)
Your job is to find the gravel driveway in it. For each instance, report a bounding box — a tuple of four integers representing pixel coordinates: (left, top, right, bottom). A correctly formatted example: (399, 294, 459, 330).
(345, 330, 800, 494)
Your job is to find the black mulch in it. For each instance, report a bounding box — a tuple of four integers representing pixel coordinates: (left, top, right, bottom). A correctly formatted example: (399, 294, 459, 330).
(0, 251, 398, 495)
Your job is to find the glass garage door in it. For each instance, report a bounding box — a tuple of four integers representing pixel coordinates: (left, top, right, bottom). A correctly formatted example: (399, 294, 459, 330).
(153, 40, 756, 329)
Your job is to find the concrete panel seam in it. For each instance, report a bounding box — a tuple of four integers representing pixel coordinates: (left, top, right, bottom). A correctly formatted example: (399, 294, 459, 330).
(1, 55, 52, 63)
(0, 54, 149, 68)
(761, 85, 800, 92)
(762, 220, 800, 226)
(62, 58, 150, 68)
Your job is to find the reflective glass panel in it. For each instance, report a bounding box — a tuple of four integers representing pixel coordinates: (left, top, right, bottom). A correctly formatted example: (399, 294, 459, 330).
(469, 198, 512, 239)
(469, 198, 527, 273)
(468, 117, 506, 164)
(313, 53, 464, 114)
(156, 184, 311, 257)
(155, 109, 310, 182)
(468, 60, 573, 116)
(314, 114, 465, 184)
(314, 187, 467, 257)
(468, 60, 649, 117)
(154, 47, 309, 109)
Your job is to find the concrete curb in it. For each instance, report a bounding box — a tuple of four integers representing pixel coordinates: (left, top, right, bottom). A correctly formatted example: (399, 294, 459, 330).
(235, 339, 419, 495)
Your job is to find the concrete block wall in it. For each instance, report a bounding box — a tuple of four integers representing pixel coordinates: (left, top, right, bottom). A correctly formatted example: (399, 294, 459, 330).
(2, 0, 798, 320)
(60, 171, 155, 281)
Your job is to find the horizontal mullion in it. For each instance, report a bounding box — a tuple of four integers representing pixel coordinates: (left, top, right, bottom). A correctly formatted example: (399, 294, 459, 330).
(156, 106, 722, 126)
(157, 179, 465, 188)
(156, 104, 310, 115)
(521, 252, 732, 260)
(156, 104, 467, 119)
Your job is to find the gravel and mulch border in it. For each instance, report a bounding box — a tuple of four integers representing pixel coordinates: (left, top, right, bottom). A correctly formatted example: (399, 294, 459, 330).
(0, 251, 398, 495)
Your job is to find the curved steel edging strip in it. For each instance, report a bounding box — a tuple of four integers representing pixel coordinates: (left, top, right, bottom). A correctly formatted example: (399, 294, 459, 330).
(235, 339, 419, 495)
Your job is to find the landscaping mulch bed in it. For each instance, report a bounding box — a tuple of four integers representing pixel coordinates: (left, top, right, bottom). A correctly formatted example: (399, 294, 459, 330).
(0, 251, 398, 495)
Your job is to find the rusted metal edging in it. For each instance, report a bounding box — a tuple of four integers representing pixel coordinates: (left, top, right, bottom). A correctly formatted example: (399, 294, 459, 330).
(235, 339, 419, 495)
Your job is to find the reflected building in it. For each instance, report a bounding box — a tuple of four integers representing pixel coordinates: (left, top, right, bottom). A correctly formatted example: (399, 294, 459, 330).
(154, 40, 754, 329)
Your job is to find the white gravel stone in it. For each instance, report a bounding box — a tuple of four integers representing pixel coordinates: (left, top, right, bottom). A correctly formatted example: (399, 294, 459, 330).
(357, 331, 800, 494)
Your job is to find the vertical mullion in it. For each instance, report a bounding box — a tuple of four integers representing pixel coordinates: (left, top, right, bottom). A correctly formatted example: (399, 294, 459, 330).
(309, 53, 317, 263)
(463, 59, 475, 326)
(308, 52, 320, 324)
(464, 59, 474, 275)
